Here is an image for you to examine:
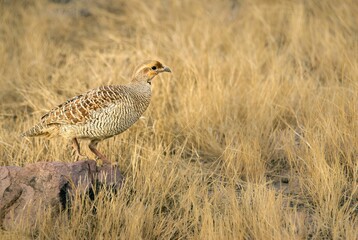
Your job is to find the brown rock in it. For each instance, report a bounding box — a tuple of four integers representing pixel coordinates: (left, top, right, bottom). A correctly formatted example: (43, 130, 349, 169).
(0, 160, 123, 230)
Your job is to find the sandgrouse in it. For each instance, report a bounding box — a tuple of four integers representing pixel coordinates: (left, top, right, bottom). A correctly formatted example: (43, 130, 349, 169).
(22, 60, 171, 164)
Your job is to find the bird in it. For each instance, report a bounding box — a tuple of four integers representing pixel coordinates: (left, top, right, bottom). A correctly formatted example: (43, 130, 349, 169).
(21, 60, 171, 164)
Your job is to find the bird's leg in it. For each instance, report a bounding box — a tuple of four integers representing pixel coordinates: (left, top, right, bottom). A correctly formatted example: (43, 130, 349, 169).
(71, 138, 87, 161)
(89, 139, 111, 165)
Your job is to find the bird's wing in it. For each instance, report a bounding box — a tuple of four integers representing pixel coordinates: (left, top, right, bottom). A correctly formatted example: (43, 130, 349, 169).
(41, 86, 127, 125)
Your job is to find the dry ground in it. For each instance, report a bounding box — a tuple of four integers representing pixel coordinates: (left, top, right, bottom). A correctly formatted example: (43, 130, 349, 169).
(0, 0, 357, 239)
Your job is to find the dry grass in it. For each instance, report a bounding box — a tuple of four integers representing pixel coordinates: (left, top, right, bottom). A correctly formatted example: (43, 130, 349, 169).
(0, 0, 357, 239)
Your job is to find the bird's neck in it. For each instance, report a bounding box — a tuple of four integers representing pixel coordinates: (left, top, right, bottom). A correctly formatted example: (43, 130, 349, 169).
(128, 80, 151, 98)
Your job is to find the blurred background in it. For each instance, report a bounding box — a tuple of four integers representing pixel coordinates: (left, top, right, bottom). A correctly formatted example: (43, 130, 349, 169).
(0, 0, 357, 239)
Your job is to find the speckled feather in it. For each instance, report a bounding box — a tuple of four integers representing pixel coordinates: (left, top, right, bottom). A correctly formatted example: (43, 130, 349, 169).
(22, 60, 170, 143)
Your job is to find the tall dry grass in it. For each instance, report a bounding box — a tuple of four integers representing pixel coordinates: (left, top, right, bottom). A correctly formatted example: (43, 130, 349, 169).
(0, 0, 357, 239)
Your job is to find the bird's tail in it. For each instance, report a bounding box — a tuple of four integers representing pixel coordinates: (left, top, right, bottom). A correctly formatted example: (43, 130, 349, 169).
(21, 122, 49, 137)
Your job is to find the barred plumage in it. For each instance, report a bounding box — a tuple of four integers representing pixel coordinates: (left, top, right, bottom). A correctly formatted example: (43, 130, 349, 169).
(22, 60, 171, 164)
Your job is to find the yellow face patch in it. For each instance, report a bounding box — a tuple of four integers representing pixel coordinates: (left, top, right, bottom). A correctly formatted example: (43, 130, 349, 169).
(132, 60, 170, 82)
(142, 67, 158, 78)
(147, 70, 158, 78)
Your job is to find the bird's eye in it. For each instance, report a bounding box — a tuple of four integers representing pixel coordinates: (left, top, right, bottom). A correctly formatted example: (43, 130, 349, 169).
(151, 66, 157, 70)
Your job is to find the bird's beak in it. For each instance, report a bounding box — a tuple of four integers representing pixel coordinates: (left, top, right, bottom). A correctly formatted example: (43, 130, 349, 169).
(162, 66, 171, 73)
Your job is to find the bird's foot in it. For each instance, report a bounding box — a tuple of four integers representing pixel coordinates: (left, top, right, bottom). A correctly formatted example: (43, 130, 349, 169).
(74, 154, 89, 162)
(72, 150, 88, 161)
(95, 156, 113, 166)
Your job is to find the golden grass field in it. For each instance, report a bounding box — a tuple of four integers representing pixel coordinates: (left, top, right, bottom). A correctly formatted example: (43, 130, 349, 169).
(0, 0, 357, 239)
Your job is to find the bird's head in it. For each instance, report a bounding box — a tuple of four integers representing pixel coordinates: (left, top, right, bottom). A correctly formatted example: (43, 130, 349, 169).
(132, 60, 171, 84)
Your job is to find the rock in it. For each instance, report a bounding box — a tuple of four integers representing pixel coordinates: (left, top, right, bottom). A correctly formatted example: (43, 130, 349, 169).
(0, 160, 123, 230)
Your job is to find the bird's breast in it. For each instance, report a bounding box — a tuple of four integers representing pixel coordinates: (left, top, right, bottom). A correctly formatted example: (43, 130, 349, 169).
(75, 92, 151, 139)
